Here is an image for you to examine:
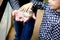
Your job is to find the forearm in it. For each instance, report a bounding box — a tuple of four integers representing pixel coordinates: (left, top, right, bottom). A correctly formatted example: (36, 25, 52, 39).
(31, 0, 49, 10)
(31, 0, 43, 9)
(9, 0, 20, 10)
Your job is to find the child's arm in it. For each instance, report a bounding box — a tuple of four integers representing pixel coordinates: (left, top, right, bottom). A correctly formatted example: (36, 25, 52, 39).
(19, 0, 48, 11)
(31, 0, 48, 10)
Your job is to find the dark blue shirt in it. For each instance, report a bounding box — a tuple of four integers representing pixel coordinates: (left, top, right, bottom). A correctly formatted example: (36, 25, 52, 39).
(9, 0, 30, 10)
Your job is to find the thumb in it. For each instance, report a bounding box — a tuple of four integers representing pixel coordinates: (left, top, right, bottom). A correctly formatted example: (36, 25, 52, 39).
(32, 13, 36, 20)
(12, 10, 18, 17)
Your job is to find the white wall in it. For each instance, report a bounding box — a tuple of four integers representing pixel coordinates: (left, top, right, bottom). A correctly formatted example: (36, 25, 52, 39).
(0, 2, 12, 40)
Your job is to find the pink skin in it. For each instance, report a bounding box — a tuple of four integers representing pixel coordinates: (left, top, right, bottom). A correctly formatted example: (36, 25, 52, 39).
(12, 10, 36, 22)
(13, 0, 60, 22)
(12, 10, 24, 22)
(12, 10, 18, 17)
(48, 0, 60, 10)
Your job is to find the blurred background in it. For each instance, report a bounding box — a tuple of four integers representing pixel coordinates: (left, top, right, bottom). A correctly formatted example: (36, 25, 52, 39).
(0, 0, 47, 40)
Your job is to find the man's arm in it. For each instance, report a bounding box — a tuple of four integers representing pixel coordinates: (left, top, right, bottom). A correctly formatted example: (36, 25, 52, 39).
(9, 0, 20, 10)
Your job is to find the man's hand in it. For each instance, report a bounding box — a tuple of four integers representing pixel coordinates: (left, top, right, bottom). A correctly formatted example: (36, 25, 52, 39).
(15, 10, 36, 22)
(23, 13, 36, 22)
(12, 10, 36, 22)
(12, 10, 24, 22)
(12, 10, 18, 17)
(15, 13, 24, 22)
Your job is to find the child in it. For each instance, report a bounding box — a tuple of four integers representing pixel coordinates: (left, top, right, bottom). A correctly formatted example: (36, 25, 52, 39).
(20, 0, 60, 40)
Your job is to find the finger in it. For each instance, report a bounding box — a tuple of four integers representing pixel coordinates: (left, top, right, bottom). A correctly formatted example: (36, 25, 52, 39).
(19, 6, 29, 12)
(19, 17, 24, 22)
(12, 10, 18, 17)
(23, 17, 30, 22)
(17, 15, 24, 22)
(15, 16, 20, 21)
(12, 10, 18, 19)
(20, 7, 28, 12)
(15, 16, 23, 22)
(19, 19, 23, 22)
(32, 13, 36, 20)
(24, 7, 29, 12)
(19, 6, 24, 12)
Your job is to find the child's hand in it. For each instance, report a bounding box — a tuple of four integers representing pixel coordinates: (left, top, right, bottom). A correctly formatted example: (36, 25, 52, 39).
(19, 2, 33, 12)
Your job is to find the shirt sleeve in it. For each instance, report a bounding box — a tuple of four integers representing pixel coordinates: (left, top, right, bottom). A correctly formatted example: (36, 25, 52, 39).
(31, 0, 48, 10)
(9, 0, 20, 10)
